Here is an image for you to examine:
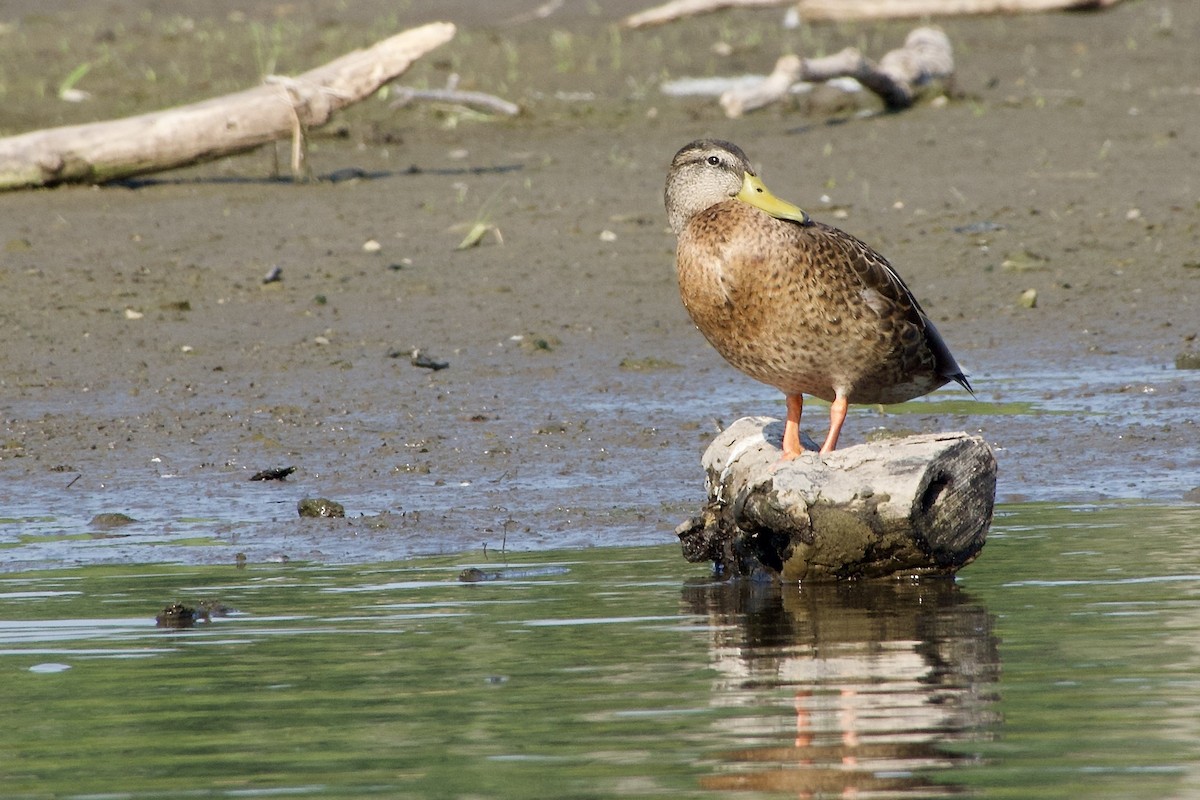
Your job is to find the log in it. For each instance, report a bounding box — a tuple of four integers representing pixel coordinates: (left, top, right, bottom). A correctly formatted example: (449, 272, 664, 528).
(623, 0, 792, 29)
(623, 0, 1122, 27)
(794, 0, 1123, 21)
(0, 22, 456, 191)
(677, 416, 996, 581)
(719, 27, 953, 117)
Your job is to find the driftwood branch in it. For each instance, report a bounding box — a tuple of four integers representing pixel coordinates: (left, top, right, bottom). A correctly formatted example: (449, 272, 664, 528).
(677, 417, 997, 581)
(0, 22, 456, 190)
(624, 0, 1122, 27)
(623, 0, 791, 29)
(720, 27, 954, 117)
(389, 75, 521, 117)
(794, 0, 1124, 21)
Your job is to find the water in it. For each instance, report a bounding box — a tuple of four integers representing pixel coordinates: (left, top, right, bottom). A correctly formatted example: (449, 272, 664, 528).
(3, 357, 1196, 571)
(2, 502, 1199, 799)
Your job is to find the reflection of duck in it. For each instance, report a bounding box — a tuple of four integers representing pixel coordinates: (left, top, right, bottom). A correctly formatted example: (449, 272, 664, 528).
(665, 139, 972, 457)
(680, 578, 1000, 797)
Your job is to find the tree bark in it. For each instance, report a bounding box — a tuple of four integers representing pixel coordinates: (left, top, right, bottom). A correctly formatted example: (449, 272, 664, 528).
(0, 22, 456, 191)
(677, 417, 996, 581)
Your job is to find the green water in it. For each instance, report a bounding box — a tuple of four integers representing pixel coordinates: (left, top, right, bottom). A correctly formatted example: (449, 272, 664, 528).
(1, 502, 1198, 799)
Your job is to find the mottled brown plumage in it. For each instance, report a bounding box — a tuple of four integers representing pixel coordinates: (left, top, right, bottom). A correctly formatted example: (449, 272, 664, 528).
(665, 139, 971, 457)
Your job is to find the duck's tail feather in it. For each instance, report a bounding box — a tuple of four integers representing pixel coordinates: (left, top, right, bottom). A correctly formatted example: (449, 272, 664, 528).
(923, 316, 975, 398)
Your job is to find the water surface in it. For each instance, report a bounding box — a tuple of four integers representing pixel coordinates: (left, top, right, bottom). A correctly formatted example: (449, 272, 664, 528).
(3, 502, 1199, 798)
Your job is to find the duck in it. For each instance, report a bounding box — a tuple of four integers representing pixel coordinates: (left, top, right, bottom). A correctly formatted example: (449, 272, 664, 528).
(665, 138, 972, 458)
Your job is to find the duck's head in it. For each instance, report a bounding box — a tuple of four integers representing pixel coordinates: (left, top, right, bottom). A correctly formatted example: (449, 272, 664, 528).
(665, 139, 811, 236)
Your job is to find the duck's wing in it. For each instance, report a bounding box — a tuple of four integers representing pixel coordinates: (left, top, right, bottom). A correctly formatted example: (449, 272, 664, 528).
(810, 221, 974, 395)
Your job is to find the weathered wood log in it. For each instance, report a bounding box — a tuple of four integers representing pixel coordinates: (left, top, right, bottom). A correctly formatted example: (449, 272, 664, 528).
(0, 22, 456, 191)
(624, 0, 1122, 27)
(677, 416, 996, 581)
(623, 0, 792, 29)
(719, 27, 953, 117)
(794, 0, 1123, 21)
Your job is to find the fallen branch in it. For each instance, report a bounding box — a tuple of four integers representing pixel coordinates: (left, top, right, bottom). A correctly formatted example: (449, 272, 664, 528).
(389, 75, 520, 117)
(623, 0, 792, 29)
(717, 27, 953, 117)
(794, 0, 1124, 21)
(624, 0, 1122, 27)
(0, 22, 456, 191)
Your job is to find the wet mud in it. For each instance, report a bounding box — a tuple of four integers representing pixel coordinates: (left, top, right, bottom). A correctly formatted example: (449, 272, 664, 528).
(1, 0, 1197, 569)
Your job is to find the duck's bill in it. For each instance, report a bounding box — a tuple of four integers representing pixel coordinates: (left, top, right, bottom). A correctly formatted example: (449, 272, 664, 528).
(736, 173, 811, 225)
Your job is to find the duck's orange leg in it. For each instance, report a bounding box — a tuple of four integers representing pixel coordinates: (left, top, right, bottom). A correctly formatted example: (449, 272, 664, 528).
(819, 393, 849, 454)
(782, 394, 805, 459)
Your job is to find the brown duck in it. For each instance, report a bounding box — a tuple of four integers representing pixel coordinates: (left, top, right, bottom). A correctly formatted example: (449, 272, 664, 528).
(665, 139, 972, 458)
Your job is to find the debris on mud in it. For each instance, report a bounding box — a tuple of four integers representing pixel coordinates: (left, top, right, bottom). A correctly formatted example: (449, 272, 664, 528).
(250, 466, 297, 481)
(90, 513, 137, 529)
(298, 497, 346, 518)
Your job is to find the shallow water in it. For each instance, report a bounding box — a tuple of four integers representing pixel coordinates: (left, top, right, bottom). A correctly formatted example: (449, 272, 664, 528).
(2, 359, 1197, 571)
(3, 502, 1199, 799)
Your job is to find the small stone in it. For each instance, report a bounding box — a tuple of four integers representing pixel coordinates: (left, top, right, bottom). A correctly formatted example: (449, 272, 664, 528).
(298, 497, 345, 518)
(1019, 288, 1038, 308)
(363, 239, 382, 253)
(124, 308, 144, 320)
(1175, 352, 1200, 370)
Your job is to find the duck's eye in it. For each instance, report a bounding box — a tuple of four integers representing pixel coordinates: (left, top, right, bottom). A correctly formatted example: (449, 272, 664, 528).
(706, 155, 721, 166)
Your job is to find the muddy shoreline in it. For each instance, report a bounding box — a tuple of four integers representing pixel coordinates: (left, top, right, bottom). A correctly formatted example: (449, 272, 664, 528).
(1, 1, 1197, 569)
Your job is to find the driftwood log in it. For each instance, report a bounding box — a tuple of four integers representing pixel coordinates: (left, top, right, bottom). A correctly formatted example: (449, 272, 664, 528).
(623, 0, 790, 29)
(0, 22, 456, 191)
(677, 416, 996, 581)
(623, 0, 1122, 27)
(793, 0, 1124, 21)
(719, 27, 953, 117)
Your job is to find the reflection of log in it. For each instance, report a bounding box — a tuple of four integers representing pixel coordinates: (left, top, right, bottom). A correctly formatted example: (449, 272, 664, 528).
(720, 27, 953, 117)
(677, 417, 996, 581)
(682, 574, 1001, 794)
(795, 0, 1123, 21)
(0, 22, 456, 191)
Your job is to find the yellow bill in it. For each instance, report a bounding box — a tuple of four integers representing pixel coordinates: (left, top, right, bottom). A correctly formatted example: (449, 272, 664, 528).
(735, 172, 811, 226)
